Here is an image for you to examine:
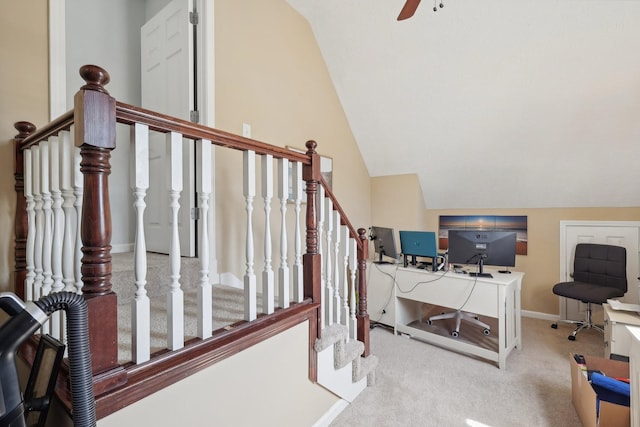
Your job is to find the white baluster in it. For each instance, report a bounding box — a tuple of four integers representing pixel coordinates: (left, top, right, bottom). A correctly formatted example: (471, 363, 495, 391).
(131, 123, 150, 363)
(40, 142, 53, 301)
(244, 150, 257, 321)
(262, 155, 274, 314)
(60, 131, 76, 293)
(324, 197, 334, 326)
(349, 237, 358, 340)
(333, 211, 341, 325)
(59, 131, 75, 345)
(167, 132, 184, 349)
(292, 161, 304, 303)
(317, 185, 326, 328)
(32, 147, 44, 300)
(73, 146, 83, 294)
(340, 225, 350, 329)
(207, 146, 219, 285)
(49, 136, 64, 340)
(40, 141, 52, 335)
(24, 149, 35, 301)
(278, 158, 289, 309)
(197, 139, 212, 338)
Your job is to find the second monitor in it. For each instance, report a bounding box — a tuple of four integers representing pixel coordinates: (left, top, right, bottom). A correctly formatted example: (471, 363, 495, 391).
(447, 230, 517, 278)
(399, 231, 440, 271)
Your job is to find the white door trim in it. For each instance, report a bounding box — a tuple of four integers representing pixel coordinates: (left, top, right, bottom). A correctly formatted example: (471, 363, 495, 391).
(49, 0, 67, 120)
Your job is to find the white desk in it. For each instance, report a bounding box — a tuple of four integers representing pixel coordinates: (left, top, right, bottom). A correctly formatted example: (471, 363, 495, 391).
(604, 303, 640, 358)
(370, 265, 523, 369)
(628, 327, 640, 427)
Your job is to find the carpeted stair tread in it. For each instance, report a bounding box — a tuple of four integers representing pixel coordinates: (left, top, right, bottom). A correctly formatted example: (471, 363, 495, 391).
(353, 354, 378, 385)
(314, 323, 348, 352)
(334, 339, 364, 370)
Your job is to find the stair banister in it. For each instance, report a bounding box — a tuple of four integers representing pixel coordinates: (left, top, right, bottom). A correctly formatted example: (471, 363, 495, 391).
(357, 228, 370, 356)
(71, 65, 120, 376)
(12, 64, 373, 417)
(316, 177, 371, 357)
(302, 140, 322, 335)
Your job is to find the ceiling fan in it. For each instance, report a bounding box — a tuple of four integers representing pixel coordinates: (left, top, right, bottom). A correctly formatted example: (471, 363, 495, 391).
(397, 0, 445, 20)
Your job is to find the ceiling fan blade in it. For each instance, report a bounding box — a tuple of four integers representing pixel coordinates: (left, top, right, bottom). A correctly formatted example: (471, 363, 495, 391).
(397, 0, 421, 21)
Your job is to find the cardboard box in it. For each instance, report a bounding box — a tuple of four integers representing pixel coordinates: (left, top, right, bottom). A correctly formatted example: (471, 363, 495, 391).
(570, 353, 630, 427)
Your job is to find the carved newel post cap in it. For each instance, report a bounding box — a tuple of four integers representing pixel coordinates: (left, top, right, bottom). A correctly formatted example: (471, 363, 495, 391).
(358, 228, 368, 241)
(14, 121, 36, 138)
(305, 140, 317, 155)
(79, 65, 110, 94)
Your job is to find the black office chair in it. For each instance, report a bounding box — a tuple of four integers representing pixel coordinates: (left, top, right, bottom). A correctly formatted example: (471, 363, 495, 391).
(551, 243, 627, 341)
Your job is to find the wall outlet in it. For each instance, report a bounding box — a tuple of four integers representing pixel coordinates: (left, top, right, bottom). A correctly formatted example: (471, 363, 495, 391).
(242, 123, 251, 138)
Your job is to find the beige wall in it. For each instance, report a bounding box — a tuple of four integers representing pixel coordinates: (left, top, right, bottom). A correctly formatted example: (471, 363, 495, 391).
(370, 173, 640, 315)
(214, 0, 371, 277)
(0, 0, 49, 292)
(98, 321, 338, 427)
(371, 174, 425, 231)
(370, 174, 425, 256)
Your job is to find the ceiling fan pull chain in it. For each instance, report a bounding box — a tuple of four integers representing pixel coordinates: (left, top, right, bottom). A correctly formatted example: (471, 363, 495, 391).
(440, 1, 445, 9)
(433, 0, 438, 12)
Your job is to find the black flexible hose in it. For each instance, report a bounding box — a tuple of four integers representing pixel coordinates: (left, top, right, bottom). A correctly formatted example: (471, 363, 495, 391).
(35, 292, 96, 427)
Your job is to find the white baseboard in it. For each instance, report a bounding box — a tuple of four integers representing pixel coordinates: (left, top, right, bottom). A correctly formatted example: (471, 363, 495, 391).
(112, 243, 134, 253)
(521, 310, 559, 321)
(219, 272, 243, 289)
(312, 399, 349, 427)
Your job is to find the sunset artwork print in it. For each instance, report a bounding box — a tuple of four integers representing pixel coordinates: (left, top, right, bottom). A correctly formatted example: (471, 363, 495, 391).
(439, 215, 528, 255)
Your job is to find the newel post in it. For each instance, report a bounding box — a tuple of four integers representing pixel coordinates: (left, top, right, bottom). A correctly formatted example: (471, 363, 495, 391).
(74, 65, 118, 374)
(302, 140, 322, 335)
(357, 228, 370, 356)
(13, 122, 37, 300)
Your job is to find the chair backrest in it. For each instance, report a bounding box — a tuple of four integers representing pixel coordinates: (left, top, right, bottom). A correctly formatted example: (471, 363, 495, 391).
(573, 243, 627, 293)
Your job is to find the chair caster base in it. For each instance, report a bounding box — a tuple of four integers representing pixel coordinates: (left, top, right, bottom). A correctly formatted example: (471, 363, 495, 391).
(551, 323, 558, 329)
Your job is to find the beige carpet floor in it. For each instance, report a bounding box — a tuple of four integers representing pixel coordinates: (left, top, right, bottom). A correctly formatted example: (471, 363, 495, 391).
(330, 317, 605, 427)
(111, 252, 249, 363)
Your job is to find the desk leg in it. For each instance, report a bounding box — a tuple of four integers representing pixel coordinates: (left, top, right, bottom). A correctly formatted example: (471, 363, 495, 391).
(498, 286, 506, 370)
(504, 283, 517, 351)
(515, 281, 522, 350)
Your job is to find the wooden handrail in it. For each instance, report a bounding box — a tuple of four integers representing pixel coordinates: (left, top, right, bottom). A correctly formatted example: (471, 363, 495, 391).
(18, 111, 74, 150)
(319, 176, 364, 251)
(115, 102, 310, 163)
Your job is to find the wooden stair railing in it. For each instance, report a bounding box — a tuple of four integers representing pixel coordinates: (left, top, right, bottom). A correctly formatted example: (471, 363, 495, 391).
(12, 64, 370, 419)
(319, 181, 370, 356)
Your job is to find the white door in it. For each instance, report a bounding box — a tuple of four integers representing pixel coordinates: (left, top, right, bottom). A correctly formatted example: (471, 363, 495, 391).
(141, 0, 196, 256)
(560, 221, 640, 321)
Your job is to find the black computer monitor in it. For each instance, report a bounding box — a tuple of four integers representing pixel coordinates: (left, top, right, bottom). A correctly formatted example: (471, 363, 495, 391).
(447, 230, 517, 278)
(370, 226, 399, 264)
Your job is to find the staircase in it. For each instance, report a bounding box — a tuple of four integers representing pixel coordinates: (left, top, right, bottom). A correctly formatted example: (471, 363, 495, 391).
(315, 323, 378, 402)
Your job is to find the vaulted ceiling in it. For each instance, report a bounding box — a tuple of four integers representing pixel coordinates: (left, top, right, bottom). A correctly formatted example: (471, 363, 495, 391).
(286, 0, 640, 209)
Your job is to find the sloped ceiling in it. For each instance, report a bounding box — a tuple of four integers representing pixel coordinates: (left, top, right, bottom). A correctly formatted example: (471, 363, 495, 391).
(286, 0, 640, 209)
